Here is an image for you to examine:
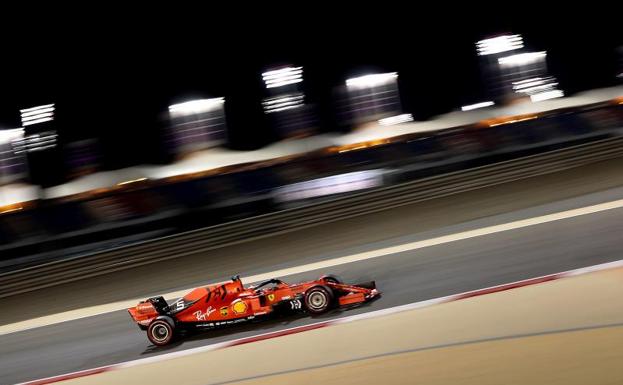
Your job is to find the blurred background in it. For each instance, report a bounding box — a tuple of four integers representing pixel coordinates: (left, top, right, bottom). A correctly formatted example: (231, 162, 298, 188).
(2, 8, 623, 385)
(0, 13, 621, 268)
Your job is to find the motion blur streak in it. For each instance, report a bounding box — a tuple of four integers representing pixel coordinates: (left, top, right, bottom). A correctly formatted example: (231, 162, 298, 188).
(378, 113, 413, 126)
(498, 51, 547, 67)
(461, 101, 495, 111)
(476, 35, 524, 56)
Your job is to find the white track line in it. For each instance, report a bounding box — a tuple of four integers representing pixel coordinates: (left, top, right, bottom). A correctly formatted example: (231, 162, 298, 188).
(3, 197, 623, 336)
(16, 258, 623, 385)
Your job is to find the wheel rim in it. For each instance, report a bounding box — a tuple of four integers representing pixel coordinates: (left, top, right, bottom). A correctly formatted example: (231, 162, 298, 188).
(309, 291, 328, 310)
(151, 323, 169, 342)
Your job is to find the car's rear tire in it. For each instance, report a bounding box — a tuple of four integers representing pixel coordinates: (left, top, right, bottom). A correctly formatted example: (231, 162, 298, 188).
(147, 319, 175, 346)
(304, 285, 334, 314)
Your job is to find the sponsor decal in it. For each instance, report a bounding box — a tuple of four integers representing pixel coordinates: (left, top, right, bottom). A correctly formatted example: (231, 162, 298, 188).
(232, 300, 248, 315)
(194, 306, 216, 321)
(196, 323, 215, 328)
(220, 306, 229, 317)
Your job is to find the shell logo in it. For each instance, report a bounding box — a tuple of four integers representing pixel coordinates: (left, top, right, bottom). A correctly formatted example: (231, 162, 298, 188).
(232, 300, 248, 315)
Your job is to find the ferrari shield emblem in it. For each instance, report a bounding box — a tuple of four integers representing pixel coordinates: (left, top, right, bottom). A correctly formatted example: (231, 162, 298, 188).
(267, 294, 275, 301)
(220, 306, 228, 316)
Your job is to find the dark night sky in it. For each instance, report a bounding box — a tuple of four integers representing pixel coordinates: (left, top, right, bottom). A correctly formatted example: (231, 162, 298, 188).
(0, 10, 620, 185)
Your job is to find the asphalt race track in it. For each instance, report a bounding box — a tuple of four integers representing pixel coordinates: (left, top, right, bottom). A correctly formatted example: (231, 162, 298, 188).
(2, 188, 623, 384)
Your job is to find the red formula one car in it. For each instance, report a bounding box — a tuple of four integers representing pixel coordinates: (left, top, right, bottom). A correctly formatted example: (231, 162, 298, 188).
(128, 274, 379, 346)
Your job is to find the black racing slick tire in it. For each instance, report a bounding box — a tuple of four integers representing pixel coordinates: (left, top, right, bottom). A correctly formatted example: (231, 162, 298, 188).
(304, 285, 334, 314)
(320, 274, 343, 285)
(147, 318, 175, 346)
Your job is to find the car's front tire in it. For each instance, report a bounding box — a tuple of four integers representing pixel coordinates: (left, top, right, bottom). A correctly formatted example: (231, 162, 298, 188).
(304, 285, 334, 314)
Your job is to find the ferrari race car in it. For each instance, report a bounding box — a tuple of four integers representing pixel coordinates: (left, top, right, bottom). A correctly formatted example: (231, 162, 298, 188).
(128, 274, 379, 346)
